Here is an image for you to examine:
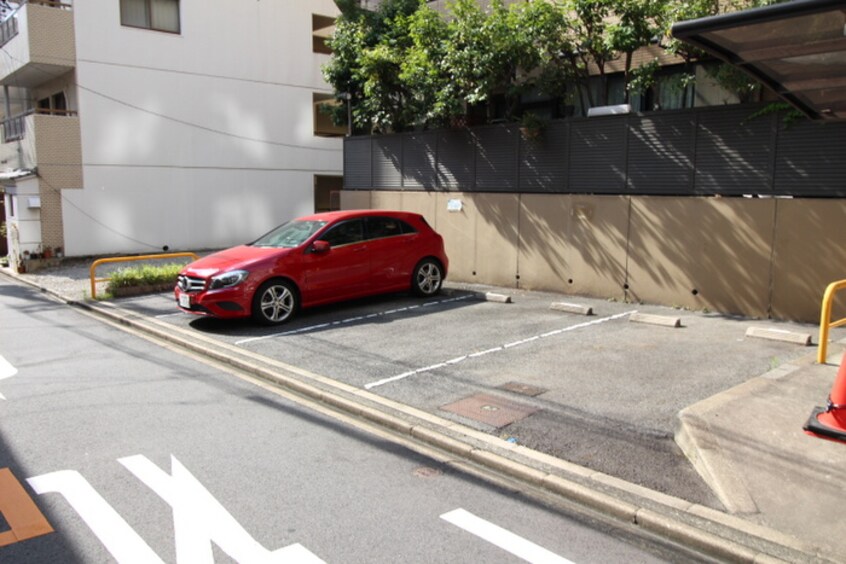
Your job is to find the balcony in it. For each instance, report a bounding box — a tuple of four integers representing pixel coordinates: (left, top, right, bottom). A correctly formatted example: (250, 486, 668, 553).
(0, 2, 75, 89)
(0, 110, 82, 189)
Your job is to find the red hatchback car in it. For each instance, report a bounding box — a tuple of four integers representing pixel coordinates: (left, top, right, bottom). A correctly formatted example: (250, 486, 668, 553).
(175, 210, 449, 325)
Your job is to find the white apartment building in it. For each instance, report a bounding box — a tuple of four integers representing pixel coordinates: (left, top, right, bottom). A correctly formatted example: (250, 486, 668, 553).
(0, 0, 344, 270)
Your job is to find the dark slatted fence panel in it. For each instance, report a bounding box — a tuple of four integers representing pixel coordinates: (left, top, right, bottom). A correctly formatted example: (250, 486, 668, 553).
(475, 125, 519, 191)
(402, 132, 438, 189)
(695, 107, 773, 195)
(774, 120, 846, 197)
(372, 136, 403, 187)
(627, 113, 695, 194)
(569, 118, 627, 193)
(343, 137, 371, 188)
(436, 129, 475, 190)
(519, 121, 568, 192)
(342, 104, 846, 197)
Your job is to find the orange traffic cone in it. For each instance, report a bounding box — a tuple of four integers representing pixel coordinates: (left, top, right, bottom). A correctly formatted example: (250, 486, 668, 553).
(804, 351, 846, 443)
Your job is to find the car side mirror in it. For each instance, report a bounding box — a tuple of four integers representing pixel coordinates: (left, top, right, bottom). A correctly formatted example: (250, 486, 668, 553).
(310, 240, 330, 254)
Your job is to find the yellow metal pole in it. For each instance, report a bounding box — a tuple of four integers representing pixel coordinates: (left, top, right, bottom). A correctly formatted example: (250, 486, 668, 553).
(818, 280, 846, 364)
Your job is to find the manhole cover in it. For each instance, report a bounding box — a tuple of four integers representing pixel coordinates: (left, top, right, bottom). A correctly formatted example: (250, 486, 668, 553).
(498, 381, 548, 397)
(440, 393, 539, 428)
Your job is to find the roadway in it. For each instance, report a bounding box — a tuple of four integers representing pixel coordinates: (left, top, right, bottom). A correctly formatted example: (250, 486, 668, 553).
(0, 278, 689, 562)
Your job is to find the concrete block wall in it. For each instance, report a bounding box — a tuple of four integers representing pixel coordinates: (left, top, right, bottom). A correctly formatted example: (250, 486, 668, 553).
(341, 190, 846, 323)
(32, 114, 83, 250)
(27, 2, 76, 66)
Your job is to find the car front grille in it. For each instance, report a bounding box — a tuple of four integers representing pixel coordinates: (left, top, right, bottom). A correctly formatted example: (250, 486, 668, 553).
(177, 274, 206, 293)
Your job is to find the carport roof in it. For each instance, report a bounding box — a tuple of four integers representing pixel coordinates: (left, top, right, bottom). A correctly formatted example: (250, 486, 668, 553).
(671, 0, 846, 121)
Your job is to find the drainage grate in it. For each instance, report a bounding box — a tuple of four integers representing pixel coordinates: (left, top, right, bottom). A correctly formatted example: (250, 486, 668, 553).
(440, 393, 539, 428)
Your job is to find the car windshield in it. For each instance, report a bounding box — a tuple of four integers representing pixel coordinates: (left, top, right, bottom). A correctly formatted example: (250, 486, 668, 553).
(250, 220, 328, 248)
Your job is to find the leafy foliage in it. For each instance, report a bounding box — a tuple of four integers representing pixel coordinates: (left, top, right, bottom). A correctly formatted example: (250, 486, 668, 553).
(324, 0, 781, 132)
(107, 264, 183, 290)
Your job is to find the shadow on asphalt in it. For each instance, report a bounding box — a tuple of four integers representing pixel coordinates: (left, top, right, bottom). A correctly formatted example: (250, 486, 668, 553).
(184, 289, 481, 339)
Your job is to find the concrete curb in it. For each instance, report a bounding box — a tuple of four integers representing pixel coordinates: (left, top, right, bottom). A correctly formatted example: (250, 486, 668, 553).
(2, 269, 834, 563)
(550, 302, 593, 316)
(629, 312, 682, 328)
(745, 327, 812, 346)
(484, 292, 512, 303)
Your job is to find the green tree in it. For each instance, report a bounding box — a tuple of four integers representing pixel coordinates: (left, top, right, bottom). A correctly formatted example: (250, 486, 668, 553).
(324, 0, 777, 132)
(564, 0, 618, 108)
(608, 0, 665, 104)
(323, 0, 421, 133)
(401, 5, 457, 126)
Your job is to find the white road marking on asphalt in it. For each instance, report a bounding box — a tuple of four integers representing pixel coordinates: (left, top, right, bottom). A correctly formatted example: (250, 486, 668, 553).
(28, 470, 165, 564)
(0, 354, 18, 400)
(235, 295, 471, 345)
(121, 454, 325, 563)
(155, 312, 187, 319)
(441, 508, 574, 564)
(28, 458, 324, 564)
(364, 310, 637, 390)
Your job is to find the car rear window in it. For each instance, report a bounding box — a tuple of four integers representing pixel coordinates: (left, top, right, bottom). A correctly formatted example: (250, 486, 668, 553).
(366, 216, 416, 239)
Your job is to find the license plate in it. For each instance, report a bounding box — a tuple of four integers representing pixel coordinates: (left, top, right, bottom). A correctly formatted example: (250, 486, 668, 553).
(178, 293, 191, 309)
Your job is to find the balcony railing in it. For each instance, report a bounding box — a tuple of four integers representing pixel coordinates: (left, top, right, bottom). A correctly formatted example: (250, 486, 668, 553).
(1, 108, 78, 143)
(0, 11, 18, 48)
(1, 114, 25, 141)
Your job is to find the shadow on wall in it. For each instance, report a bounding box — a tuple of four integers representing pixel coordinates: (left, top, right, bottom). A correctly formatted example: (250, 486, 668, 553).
(349, 109, 846, 323)
(345, 187, 846, 323)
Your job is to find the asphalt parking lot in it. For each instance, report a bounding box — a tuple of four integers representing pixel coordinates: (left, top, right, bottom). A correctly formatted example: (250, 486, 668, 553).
(108, 281, 840, 508)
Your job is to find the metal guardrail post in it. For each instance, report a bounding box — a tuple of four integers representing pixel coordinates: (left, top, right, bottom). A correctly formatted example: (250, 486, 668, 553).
(818, 279, 846, 364)
(89, 252, 199, 300)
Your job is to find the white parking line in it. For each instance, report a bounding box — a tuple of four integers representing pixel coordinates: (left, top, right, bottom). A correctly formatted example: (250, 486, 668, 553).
(441, 508, 574, 564)
(364, 310, 637, 390)
(235, 295, 472, 346)
(0, 353, 17, 400)
(155, 312, 186, 319)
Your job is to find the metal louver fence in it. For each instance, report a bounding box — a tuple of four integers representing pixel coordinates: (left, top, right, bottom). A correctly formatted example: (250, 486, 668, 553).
(343, 104, 846, 197)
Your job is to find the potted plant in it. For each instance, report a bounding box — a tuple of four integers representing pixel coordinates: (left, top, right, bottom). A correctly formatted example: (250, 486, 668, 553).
(519, 112, 547, 140)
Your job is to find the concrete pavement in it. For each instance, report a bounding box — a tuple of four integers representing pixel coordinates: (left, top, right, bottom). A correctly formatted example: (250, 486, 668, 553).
(677, 345, 846, 559)
(2, 262, 845, 563)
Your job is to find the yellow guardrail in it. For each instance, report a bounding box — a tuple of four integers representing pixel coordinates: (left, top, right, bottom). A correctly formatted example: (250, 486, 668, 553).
(89, 252, 199, 300)
(818, 279, 846, 364)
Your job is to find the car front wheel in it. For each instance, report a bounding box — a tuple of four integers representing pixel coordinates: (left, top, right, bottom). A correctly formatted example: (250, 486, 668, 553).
(412, 259, 443, 297)
(252, 279, 298, 325)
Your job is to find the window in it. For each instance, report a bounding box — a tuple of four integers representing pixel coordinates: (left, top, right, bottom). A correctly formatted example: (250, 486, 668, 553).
(366, 217, 415, 240)
(320, 220, 364, 247)
(313, 93, 346, 137)
(36, 92, 67, 115)
(312, 14, 334, 55)
(120, 0, 180, 33)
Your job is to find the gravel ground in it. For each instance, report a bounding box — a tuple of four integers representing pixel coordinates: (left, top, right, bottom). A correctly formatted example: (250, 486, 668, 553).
(2, 255, 197, 300)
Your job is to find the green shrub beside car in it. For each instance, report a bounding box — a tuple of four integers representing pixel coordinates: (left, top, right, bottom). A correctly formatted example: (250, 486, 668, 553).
(106, 263, 183, 298)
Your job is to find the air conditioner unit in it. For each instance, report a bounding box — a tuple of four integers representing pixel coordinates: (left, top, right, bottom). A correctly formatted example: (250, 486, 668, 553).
(587, 104, 631, 117)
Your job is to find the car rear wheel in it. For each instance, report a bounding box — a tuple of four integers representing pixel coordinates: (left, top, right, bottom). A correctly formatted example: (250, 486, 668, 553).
(412, 259, 443, 297)
(252, 279, 298, 325)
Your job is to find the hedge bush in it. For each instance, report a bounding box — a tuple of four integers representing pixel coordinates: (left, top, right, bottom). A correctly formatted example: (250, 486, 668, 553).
(106, 263, 182, 296)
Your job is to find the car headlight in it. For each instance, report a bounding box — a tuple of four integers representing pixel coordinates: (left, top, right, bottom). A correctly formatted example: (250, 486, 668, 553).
(209, 270, 249, 290)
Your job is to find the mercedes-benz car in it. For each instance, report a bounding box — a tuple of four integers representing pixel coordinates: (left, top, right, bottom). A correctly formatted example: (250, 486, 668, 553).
(175, 210, 449, 325)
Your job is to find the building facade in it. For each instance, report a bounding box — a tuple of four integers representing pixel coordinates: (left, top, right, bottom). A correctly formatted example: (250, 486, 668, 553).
(1, 0, 343, 270)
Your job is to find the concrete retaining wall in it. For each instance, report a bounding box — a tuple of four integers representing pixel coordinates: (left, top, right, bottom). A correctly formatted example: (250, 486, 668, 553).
(341, 190, 846, 323)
